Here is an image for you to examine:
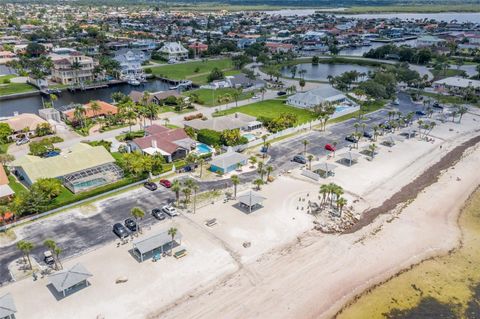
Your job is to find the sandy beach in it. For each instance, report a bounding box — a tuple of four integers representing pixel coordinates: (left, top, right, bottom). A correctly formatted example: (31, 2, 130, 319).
(1, 110, 479, 319)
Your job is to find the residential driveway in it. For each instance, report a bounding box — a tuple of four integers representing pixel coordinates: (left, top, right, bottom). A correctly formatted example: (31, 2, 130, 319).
(0, 92, 421, 284)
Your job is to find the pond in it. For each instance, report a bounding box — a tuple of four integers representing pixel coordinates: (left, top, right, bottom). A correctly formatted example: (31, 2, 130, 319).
(0, 79, 171, 117)
(281, 63, 375, 82)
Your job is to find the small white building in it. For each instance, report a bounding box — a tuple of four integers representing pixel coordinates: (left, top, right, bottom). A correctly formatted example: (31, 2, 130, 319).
(433, 76, 480, 95)
(158, 42, 188, 61)
(287, 86, 350, 109)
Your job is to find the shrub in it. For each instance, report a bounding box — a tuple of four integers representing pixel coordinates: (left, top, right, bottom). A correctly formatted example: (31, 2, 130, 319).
(197, 129, 222, 146)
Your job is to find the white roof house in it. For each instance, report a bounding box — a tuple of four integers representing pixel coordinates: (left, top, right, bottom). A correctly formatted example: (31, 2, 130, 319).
(287, 86, 348, 109)
(158, 42, 188, 61)
(433, 77, 480, 90)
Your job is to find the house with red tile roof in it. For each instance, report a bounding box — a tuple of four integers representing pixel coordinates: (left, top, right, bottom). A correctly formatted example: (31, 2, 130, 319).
(62, 101, 118, 122)
(129, 125, 196, 162)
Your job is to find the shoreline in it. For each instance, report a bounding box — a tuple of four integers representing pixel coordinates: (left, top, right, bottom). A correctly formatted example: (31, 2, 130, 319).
(336, 185, 480, 318)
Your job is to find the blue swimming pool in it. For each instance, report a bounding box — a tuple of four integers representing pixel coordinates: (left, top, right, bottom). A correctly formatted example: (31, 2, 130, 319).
(335, 105, 352, 113)
(242, 133, 256, 141)
(196, 143, 213, 154)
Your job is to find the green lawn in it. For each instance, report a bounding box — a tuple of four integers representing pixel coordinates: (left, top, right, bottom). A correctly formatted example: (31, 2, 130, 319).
(150, 59, 234, 84)
(184, 87, 254, 107)
(188, 69, 241, 85)
(213, 99, 317, 124)
(8, 175, 28, 196)
(0, 75, 37, 96)
(430, 68, 466, 80)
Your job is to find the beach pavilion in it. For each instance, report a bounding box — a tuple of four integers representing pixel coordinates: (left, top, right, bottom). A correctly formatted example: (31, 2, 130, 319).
(132, 230, 182, 262)
(237, 190, 266, 213)
(48, 263, 92, 298)
(338, 151, 361, 166)
(0, 293, 16, 319)
(312, 162, 337, 178)
(382, 135, 403, 147)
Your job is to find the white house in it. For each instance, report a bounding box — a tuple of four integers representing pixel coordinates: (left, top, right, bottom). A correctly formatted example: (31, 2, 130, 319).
(158, 42, 188, 61)
(113, 49, 147, 80)
(287, 86, 352, 109)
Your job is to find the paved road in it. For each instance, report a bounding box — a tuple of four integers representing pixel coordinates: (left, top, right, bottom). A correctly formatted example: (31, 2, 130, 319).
(0, 92, 422, 284)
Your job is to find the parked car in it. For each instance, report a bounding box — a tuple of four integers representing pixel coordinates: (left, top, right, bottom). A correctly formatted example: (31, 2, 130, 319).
(416, 110, 427, 116)
(113, 223, 129, 239)
(277, 91, 287, 96)
(392, 99, 400, 105)
(124, 218, 137, 231)
(43, 150, 60, 158)
(15, 137, 29, 146)
(252, 95, 260, 100)
(152, 208, 166, 220)
(292, 155, 307, 164)
(345, 135, 358, 143)
(325, 144, 336, 152)
(363, 131, 373, 139)
(161, 205, 179, 217)
(144, 181, 158, 191)
(432, 102, 443, 109)
(43, 251, 55, 266)
(159, 179, 172, 188)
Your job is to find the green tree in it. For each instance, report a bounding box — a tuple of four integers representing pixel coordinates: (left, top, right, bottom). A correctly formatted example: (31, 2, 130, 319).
(171, 180, 181, 207)
(168, 227, 177, 255)
(253, 178, 264, 190)
(0, 123, 12, 143)
(43, 239, 59, 270)
(17, 240, 34, 270)
(231, 174, 240, 198)
(131, 207, 145, 232)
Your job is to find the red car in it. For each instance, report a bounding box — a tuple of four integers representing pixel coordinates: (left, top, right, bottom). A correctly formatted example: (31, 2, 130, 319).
(159, 179, 172, 188)
(325, 144, 336, 152)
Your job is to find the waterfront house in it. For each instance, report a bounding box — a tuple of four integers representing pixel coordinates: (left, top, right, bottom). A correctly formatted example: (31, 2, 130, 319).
(62, 101, 118, 122)
(113, 49, 148, 80)
(50, 51, 103, 85)
(158, 42, 188, 61)
(433, 77, 480, 96)
(188, 42, 208, 57)
(4, 113, 49, 139)
(129, 125, 195, 162)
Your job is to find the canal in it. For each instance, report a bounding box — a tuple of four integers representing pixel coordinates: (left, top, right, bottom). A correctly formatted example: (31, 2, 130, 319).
(281, 63, 375, 82)
(0, 79, 171, 117)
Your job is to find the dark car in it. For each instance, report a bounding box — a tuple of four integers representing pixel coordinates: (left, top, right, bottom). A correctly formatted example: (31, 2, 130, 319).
(363, 131, 373, 139)
(113, 223, 129, 239)
(124, 218, 137, 231)
(416, 110, 427, 116)
(152, 208, 166, 220)
(292, 155, 307, 164)
(159, 179, 172, 188)
(432, 102, 443, 109)
(144, 181, 157, 191)
(345, 135, 358, 143)
(43, 150, 60, 158)
(277, 91, 287, 96)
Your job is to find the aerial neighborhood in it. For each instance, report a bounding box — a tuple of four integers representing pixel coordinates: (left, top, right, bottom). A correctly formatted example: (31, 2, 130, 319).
(0, 2, 480, 319)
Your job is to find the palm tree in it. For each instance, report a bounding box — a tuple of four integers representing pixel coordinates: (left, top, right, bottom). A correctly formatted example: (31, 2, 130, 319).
(231, 88, 242, 107)
(319, 184, 329, 208)
(89, 100, 101, 119)
(54, 246, 63, 269)
(217, 93, 233, 109)
(307, 154, 314, 170)
(372, 125, 380, 141)
(456, 105, 468, 123)
(191, 182, 200, 213)
(353, 122, 360, 133)
(145, 103, 160, 125)
(253, 178, 264, 190)
(16, 240, 34, 270)
(163, 117, 170, 127)
(167, 227, 177, 255)
(231, 174, 240, 198)
(249, 156, 257, 168)
(49, 94, 57, 108)
(368, 143, 377, 159)
(43, 239, 59, 269)
(266, 165, 273, 182)
(259, 86, 267, 101)
(336, 197, 347, 216)
(131, 207, 145, 232)
(198, 158, 205, 178)
(171, 180, 181, 206)
(302, 139, 309, 155)
(73, 105, 86, 128)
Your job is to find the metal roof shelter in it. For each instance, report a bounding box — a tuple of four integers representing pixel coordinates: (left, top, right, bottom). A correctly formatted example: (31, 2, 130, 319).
(132, 230, 183, 262)
(312, 162, 337, 177)
(49, 263, 92, 297)
(338, 151, 361, 166)
(237, 190, 266, 213)
(382, 135, 403, 147)
(0, 293, 16, 319)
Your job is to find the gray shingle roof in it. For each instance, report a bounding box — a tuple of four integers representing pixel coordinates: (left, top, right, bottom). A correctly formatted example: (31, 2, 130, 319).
(133, 230, 182, 255)
(0, 293, 16, 318)
(49, 263, 92, 293)
(237, 190, 266, 207)
(210, 151, 249, 170)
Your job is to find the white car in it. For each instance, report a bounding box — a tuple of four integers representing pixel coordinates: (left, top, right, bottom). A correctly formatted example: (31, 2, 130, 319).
(161, 205, 178, 217)
(252, 95, 260, 100)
